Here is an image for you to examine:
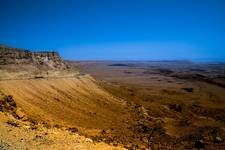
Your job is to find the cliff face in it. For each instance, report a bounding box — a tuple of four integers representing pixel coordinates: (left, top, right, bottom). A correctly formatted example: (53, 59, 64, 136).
(0, 45, 67, 69)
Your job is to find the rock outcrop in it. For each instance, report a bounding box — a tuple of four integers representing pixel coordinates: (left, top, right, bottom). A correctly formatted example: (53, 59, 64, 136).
(0, 45, 67, 69)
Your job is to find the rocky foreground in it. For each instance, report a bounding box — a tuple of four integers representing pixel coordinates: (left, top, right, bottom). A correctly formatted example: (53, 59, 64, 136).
(0, 94, 124, 150)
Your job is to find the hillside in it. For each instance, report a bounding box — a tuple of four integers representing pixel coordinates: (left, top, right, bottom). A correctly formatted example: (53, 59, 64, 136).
(0, 46, 126, 150)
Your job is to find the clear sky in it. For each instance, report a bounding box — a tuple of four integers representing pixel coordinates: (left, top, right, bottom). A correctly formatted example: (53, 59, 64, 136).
(0, 0, 225, 61)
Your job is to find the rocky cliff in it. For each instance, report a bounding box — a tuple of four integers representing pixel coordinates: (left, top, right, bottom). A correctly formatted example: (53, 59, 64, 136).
(0, 45, 68, 70)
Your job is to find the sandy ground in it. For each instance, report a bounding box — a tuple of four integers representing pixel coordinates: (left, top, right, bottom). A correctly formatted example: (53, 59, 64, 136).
(0, 74, 126, 129)
(1, 61, 225, 149)
(0, 66, 127, 149)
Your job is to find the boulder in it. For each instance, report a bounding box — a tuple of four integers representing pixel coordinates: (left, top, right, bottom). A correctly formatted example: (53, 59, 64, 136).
(16, 108, 25, 119)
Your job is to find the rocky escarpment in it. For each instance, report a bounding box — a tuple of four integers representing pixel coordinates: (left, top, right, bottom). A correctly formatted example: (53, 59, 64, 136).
(0, 45, 68, 70)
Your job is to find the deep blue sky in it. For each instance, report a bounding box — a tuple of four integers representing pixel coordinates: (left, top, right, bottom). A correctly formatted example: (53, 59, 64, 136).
(0, 0, 225, 61)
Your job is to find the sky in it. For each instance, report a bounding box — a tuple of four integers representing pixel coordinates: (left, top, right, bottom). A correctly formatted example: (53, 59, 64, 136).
(0, 0, 225, 61)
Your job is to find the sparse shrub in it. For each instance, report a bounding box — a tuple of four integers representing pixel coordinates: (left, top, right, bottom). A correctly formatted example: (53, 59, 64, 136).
(0, 140, 10, 150)
(26, 117, 38, 126)
(178, 117, 191, 127)
(0, 95, 17, 113)
(182, 87, 194, 92)
(34, 75, 44, 79)
(67, 127, 78, 133)
(134, 123, 152, 134)
(54, 124, 63, 128)
(168, 103, 182, 112)
(194, 140, 205, 149)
